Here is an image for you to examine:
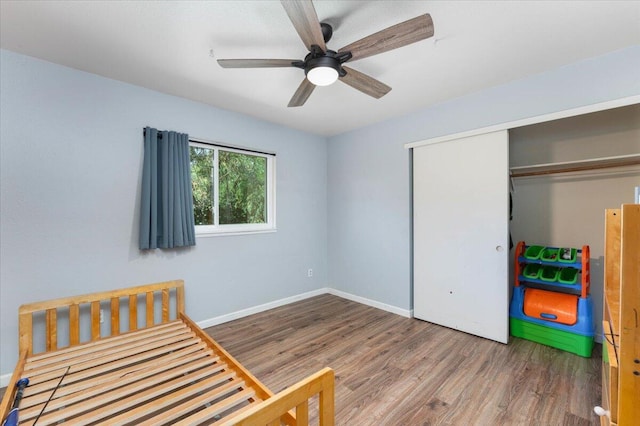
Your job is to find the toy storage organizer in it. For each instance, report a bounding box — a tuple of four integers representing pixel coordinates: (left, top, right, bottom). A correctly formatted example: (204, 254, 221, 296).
(510, 241, 594, 357)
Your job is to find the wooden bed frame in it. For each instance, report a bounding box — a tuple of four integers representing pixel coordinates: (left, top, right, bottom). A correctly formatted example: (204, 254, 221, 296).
(0, 280, 334, 425)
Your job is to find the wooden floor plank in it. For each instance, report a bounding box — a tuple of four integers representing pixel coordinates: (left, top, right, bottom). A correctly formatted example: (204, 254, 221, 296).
(206, 294, 601, 426)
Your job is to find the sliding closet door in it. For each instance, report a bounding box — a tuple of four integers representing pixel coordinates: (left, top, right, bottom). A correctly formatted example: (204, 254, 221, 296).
(413, 130, 509, 343)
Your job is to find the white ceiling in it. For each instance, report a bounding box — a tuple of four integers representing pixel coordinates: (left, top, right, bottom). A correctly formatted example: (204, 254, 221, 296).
(1, 1, 639, 136)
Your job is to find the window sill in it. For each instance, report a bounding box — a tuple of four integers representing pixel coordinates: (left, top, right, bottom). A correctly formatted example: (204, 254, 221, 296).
(195, 228, 277, 238)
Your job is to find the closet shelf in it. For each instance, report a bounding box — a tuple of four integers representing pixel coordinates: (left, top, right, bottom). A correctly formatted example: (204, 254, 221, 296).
(510, 153, 640, 178)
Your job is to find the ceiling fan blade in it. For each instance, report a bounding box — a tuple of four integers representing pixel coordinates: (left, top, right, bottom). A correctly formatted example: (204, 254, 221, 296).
(338, 14, 434, 62)
(281, 0, 326, 51)
(217, 59, 299, 68)
(339, 66, 391, 99)
(288, 78, 316, 107)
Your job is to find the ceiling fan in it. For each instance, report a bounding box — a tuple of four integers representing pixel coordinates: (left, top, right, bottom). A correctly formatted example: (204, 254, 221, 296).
(217, 0, 434, 107)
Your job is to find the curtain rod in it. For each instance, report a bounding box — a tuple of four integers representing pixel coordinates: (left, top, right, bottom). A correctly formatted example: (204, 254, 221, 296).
(142, 129, 276, 157)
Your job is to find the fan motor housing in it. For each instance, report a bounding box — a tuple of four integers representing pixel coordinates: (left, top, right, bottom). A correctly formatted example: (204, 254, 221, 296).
(305, 55, 341, 77)
(296, 48, 351, 78)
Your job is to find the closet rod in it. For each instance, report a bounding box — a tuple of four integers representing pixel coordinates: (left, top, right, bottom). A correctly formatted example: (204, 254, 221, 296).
(510, 153, 640, 178)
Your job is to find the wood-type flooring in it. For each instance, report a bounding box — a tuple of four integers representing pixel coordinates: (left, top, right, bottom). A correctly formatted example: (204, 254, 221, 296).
(0, 294, 601, 425)
(205, 294, 601, 426)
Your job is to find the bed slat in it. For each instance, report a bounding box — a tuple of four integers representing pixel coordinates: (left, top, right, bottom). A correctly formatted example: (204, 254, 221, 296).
(173, 388, 257, 426)
(25, 331, 201, 387)
(162, 288, 170, 323)
(69, 304, 80, 346)
(111, 372, 238, 425)
(137, 377, 248, 426)
(24, 325, 194, 378)
(22, 342, 208, 401)
(20, 350, 215, 409)
(177, 283, 185, 314)
(129, 293, 138, 330)
(90, 301, 100, 341)
(110, 297, 120, 335)
(44, 357, 226, 426)
(146, 291, 154, 327)
(46, 308, 57, 351)
(19, 356, 223, 422)
(25, 320, 182, 364)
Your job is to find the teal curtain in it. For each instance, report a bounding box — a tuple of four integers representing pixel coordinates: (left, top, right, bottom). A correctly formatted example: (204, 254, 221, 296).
(139, 127, 196, 249)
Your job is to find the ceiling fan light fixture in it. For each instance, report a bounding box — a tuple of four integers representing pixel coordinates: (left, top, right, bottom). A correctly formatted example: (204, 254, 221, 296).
(305, 55, 340, 86)
(307, 66, 339, 86)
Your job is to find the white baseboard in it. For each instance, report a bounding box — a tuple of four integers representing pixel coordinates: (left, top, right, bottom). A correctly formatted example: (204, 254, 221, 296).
(195, 287, 412, 330)
(326, 288, 413, 318)
(0, 287, 409, 388)
(1, 373, 11, 388)
(196, 287, 330, 329)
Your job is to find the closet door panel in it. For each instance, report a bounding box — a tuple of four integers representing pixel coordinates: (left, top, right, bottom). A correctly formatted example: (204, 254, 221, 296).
(413, 130, 509, 343)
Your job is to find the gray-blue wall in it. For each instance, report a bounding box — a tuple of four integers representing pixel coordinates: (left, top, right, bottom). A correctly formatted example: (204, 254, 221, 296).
(2, 45, 639, 379)
(0, 49, 328, 376)
(327, 46, 640, 311)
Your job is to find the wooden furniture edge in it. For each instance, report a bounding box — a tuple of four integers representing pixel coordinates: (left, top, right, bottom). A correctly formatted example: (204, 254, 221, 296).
(604, 210, 621, 334)
(0, 351, 28, 421)
(18, 280, 184, 314)
(224, 367, 335, 426)
(618, 204, 640, 424)
(178, 312, 298, 425)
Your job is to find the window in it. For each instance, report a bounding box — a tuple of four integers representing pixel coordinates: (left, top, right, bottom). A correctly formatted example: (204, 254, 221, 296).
(190, 141, 276, 235)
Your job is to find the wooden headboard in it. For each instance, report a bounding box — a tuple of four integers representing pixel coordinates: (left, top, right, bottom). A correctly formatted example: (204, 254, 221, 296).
(18, 279, 185, 356)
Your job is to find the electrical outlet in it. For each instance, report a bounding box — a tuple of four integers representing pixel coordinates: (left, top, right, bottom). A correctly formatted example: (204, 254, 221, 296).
(307, 269, 313, 278)
(99, 309, 104, 324)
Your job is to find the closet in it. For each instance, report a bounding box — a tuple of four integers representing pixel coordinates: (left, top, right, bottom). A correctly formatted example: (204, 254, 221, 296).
(509, 104, 640, 344)
(409, 99, 639, 344)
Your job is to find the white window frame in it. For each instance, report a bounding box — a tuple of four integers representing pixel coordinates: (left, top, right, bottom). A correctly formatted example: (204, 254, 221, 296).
(190, 141, 276, 237)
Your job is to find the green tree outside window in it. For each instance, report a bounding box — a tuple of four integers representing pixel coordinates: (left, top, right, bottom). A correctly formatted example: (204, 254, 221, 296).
(190, 146, 268, 227)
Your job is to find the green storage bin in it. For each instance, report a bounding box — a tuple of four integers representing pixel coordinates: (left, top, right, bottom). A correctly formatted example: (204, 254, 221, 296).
(558, 248, 577, 263)
(523, 263, 542, 279)
(524, 245, 544, 260)
(540, 266, 560, 282)
(541, 247, 560, 262)
(558, 267, 579, 284)
(510, 318, 593, 357)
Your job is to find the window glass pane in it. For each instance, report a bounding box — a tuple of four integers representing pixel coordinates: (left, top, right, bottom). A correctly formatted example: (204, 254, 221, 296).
(219, 150, 267, 224)
(190, 146, 214, 225)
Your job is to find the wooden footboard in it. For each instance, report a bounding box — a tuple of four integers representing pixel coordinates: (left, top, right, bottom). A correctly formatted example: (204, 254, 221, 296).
(0, 280, 334, 425)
